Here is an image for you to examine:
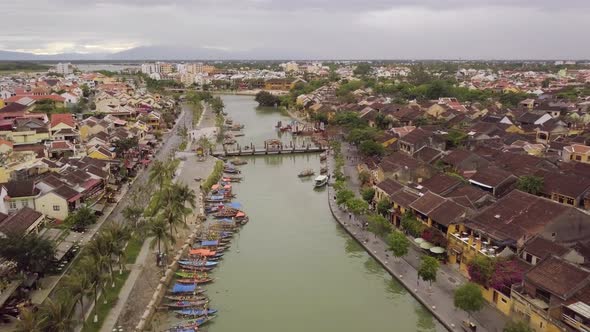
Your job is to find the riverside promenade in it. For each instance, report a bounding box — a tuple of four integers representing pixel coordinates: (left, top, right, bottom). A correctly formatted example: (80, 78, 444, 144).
(327, 143, 509, 332)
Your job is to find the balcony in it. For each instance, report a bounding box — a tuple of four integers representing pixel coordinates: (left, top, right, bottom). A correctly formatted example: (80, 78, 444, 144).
(562, 314, 590, 332)
(511, 285, 569, 330)
(450, 232, 500, 258)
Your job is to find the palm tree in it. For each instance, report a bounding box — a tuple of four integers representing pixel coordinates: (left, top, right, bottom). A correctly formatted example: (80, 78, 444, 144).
(170, 183, 196, 225)
(14, 307, 46, 332)
(104, 224, 131, 274)
(161, 201, 184, 237)
(38, 297, 76, 332)
(80, 256, 106, 323)
(148, 217, 174, 255)
(86, 233, 115, 287)
(62, 270, 91, 321)
(149, 159, 175, 189)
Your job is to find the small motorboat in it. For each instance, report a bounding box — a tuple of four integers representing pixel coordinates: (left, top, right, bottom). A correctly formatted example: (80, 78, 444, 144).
(176, 277, 214, 284)
(178, 260, 218, 268)
(165, 295, 208, 302)
(298, 169, 315, 177)
(313, 175, 328, 188)
(164, 300, 209, 309)
(175, 309, 218, 318)
(230, 158, 247, 166)
(165, 316, 216, 331)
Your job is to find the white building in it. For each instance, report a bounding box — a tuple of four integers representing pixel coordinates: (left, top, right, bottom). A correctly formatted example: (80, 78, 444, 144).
(187, 62, 205, 74)
(141, 63, 161, 75)
(56, 63, 71, 75)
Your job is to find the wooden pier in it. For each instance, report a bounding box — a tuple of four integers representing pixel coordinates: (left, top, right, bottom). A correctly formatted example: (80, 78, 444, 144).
(212, 144, 326, 157)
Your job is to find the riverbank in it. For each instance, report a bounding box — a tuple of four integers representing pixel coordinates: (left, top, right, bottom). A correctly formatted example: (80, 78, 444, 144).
(327, 143, 509, 332)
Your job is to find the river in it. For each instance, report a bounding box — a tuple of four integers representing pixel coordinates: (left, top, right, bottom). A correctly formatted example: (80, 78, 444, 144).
(161, 95, 445, 332)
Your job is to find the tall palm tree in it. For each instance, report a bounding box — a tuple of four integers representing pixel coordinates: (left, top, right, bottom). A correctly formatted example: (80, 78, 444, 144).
(161, 201, 184, 237)
(38, 297, 76, 332)
(86, 233, 115, 287)
(14, 307, 46, 332)
(62, 270, 91, 322)
(104, 224, 131, 274)
(174, 183, 197, 225)
(80, 256, 106, 323)
(148, 217, 174, 255)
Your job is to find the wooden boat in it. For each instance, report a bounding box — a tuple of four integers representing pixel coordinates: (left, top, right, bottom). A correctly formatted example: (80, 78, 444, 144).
(222, 138, 236, 145)
(174, 309, 218, 318)
(176, 277, 214, 284)
(178, 260, 218, 268)
(233, 132, 245, 137)
(319, 152, 327, 161)
(222, 176, 242, 182)
(223, 168, 241, 174)
(176, 271, 209, 278)
(320, 166, 328, 174)
(165, 295, 208, 302)
(169, 284, 206, 295)
(179, 266, 214, 272)
(165, 316, 216, 331)
(164, 300, 209, 309)
(298, 169, 315, 177)
(230, 158, 247, 166)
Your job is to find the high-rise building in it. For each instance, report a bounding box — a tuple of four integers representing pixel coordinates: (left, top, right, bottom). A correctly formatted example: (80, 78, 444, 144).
(141, 63, 161, 74)
(159, 63, 174, 74)
(56, 62, 71, 75)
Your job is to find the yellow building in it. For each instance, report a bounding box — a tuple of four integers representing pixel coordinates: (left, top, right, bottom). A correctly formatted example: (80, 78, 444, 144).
(87, 146, 115, 160)
(563, 144, 590, 164)
(0, 98, 5, 108)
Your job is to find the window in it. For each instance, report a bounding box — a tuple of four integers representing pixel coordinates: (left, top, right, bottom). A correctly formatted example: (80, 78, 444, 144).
(53, 205, 61, 211)
(22, 200, 28, 207)
(576, 155, 582, 161)
(8, 201, 17, 209)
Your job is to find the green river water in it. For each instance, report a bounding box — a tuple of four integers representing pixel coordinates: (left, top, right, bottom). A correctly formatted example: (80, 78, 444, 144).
(165, 95, 445, 332)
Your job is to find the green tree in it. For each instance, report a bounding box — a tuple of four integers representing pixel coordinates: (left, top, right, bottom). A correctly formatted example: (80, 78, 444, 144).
(467, 255, 495, 286)
(377, 198, 391, 216)
(210, 96, 225, 113)
(172, 183, 197, 225)
(103, 223, 131, 274)
(148, 217, 174, 255)
(418, 256, 440, 287)
(254, 91, 281, 107)
(446, 129, 468, 148)
(361, 187, 375, 202)
(367, 214, 391, 238)
(38, 297, 76, 332)
(64, 205, 98, 231)
(0, 233, 55, 273)
(14, 307, 46, 332)
(347, 128, 378, 145)
(388, 231, 410, 261)
(62, 270, 91, 321)
(353, 63, 372, 76)
(503, 320, 534, 332)
(517, 175, 544, 195)
(336, 189, 355, 205)
(454, 282, 485, 319)
(346, 198, 369, 216)
(79, 256, 106, 324)
(358, 170, 371, 185)
(359, 140, 385, 157)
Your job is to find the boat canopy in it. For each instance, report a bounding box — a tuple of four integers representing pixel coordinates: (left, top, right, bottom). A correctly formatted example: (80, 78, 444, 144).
(226, 202, 242, 209)
(211, 184, 220, 190)
(209, 195, 224, 200)
(236, 212, 245, 218)
(190, 249, 216, 256)
(219, 218, 233, 223)
(315, 175, 328, 181)
(201, 240, 219, 246)
(172, 283, 196, 293)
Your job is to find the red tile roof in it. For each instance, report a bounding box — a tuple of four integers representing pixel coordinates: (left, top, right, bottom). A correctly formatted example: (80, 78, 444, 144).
(50, 113, 75, 128)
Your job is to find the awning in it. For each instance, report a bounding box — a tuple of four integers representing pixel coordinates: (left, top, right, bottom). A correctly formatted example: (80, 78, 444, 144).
(420, 241, 434, 250)
(236, 212, 245, 218)
(430, 246, 446, 254)
(201, 240, 218, 246)
(414, 238, 425, 244)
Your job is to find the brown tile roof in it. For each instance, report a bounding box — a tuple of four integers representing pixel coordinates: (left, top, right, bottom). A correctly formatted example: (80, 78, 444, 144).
(429, 200, 468, 226)
(53, 185, 80, 200)
(414, 146, 442, 164)
(409, 191, 446, 215)
(538, 171, 590, 199)
(390, 189, 420, 207)
(50, 113, 75, 128)
(12, 144, 47, 158)
(445, 184, 490, 204)
(420, 173, 462, 195)
(3, 180, 40, 197)
(524, 237, 569, 259)
(469, 166, 516, 188)
(526, 256, 590, 299)
(379, 152, 422, 173)
(399, 128, 433, 146)
(376, 179, 404, 196)
(0, 207, 44, 236)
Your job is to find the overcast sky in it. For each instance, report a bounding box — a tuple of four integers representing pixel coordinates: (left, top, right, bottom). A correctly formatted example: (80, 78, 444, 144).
(2, 0, 590, 59)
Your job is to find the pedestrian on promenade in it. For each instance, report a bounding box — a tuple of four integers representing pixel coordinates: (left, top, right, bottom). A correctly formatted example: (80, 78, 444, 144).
(349, 213, 352, 220)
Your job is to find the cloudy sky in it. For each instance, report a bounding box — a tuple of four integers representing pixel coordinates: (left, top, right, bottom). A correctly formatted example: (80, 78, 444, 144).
(2, 0, 590, 59)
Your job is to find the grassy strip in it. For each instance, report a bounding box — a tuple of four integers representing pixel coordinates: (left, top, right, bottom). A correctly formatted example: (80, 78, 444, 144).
(179, 140, 187, 151)
(202, 160, 225, 194)
(192, 103, 204, 127)
(81, 271, 131, 332)
(124, 236, 144, 264)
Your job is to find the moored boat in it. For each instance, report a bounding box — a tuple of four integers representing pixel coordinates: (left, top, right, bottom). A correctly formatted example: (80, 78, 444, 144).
(178, 260, 218, 268)
(164, 300, 209, 309)
(298, 169, 315, 177)
(313, 175, 328, 188)
(165, 295, 208, 302)
(165, 316, 216, 331)
(169, 283, 206, 295)
(320, 152, 327, 161)
(230, 158, 247, 166)
(320, 166, 328, 174)
(174, 309, 218, 318)
(176, 277, 214, 284)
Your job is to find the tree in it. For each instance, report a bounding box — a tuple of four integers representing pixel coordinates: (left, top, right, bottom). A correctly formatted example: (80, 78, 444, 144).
(148, 217, 174, 255)
(254, 91, 280, 107)
(353, 63, 372, 76)
(388, 231, 410, 261)
(79, 256, 106, 323)
(103, 224, 131, 274)
(367, 214, 391, 238)
(361, 187, 375, 202)
(38, 297, 76, 332)
(346, 198, 369, 216)
(503, 320, 534, 332)
(113, 137, 139, 156)
(517, 176, 544, 195)
(418, 256, 439, 287)
(14, 307, 46, 332)
(336, 189, 355, 205)
(64, 205, 98, 231)
(149, 159, 174, 189)
(376, 198, 391, 216)
(358, 170, 371, 186)
(0, 233, 55, 273)
(446, 129, 468, 148)
(359, 140, 385, 157)
(172, 183, 197, 225)
(467, 255, 495, 286)
(122, 205, 144, 229)
(210, 96, 225, 113)
(62, 271, 91, 321)
(454, 282, 485, 319)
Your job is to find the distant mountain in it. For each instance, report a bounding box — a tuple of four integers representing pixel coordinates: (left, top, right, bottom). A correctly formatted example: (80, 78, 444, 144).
(0, 45, 314, 61)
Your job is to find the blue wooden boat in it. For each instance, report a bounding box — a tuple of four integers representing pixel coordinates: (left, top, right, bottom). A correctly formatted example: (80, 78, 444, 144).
(165, 316, 216, 332)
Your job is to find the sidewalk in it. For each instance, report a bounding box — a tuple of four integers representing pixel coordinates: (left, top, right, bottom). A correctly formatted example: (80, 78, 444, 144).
(330, 143, 508, 332)
(99, 238, 153, 332)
